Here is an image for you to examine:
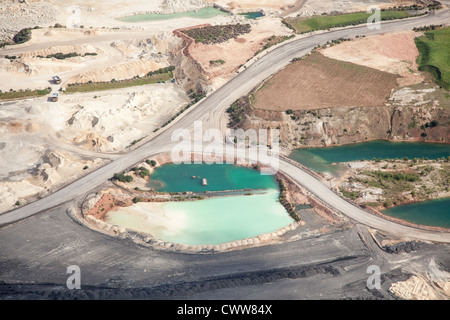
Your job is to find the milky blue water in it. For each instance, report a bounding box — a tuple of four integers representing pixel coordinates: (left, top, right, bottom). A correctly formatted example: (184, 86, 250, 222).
(106, 163, 293, 245)
(106, 188, 293, 245)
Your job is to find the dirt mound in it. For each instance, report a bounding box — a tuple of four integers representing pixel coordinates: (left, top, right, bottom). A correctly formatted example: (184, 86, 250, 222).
(84, 30, 99, 36)
(44, 30, 57, 37)
(253, 52, 399, 111)
(71, 132, 111, 151)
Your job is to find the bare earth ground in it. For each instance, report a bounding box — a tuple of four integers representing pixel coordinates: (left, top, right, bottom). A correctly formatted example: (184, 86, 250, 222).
(188, 18, 291, 87)
(321, 31, 425, 87)
(252, 52, 399, 111)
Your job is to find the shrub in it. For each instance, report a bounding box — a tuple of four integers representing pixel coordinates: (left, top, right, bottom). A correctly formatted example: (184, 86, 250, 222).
(113, 172, 133, 183)
(13, 28, 32, 44)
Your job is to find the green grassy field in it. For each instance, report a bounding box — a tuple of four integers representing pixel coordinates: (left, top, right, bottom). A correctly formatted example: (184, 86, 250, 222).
(0, 88, 51, 101)
(415, 27, 450, 90)
(64, 72, 173, 94)
(283, 10, 411, 33)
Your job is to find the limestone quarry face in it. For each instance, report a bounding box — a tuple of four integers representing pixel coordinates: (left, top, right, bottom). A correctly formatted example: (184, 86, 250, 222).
(0, 31, 182, 92)
(163, 0, 209, 13)
(0, 0, 57, 42)
(61, 85, 190, 151)
(0, 83, 189, 213)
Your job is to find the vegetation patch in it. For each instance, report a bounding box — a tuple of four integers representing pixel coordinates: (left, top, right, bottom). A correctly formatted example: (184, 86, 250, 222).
(209, 59, 225, 66)
(0, 87, 51, 101)
(0, 26, 40, 48)
(181, 24, 251, 44)
(276, 177, 301, 221)
(36, 52, 98, 60)
(132, 166, 151, 179)
(255, 35, 295, 55)
(339, 158, 450, 209)
(283, 10, 411, 34)
(414, 26, 450, 90)
(226, 96, 251, 129)
(113, 172, 133, 183)
(64, 66, 174, 93)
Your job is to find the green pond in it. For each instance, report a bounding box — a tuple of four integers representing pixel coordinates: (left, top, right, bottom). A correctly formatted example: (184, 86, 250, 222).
(147, 163, 278, 192)
(238, 12, 264, 19)
(289, 140, 450, 175)
(119, 7, 228, 23)
(382, 197, 450, 229)
(105, 189, 293, 246)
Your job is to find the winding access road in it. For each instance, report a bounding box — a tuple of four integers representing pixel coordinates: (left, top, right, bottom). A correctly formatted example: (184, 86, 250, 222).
(1, 10, 450, 243)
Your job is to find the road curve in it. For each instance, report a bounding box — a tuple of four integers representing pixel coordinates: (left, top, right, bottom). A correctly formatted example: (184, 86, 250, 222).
(1, 10, 450, 243)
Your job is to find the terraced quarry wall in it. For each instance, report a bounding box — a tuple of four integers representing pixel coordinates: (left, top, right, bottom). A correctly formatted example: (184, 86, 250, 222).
(240, 104, 450, 149)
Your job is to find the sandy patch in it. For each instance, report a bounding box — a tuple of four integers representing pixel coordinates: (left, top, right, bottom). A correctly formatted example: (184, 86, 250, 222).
(187, 18, 291, 87)
(390, 275, 449, 300)
(321, 31, 424, 86)
(0, 147, 104, 213)
(58, 84, 189, 151)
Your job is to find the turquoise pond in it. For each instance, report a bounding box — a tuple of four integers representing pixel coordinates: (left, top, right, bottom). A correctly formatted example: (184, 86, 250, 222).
(119, 7, 228, 22)
(238, 12, 264, 19)
(289, 140, 450, 175)
(382, 197, 450, 229)
(106, 163, 293, 245)
(147, 163, 278, 192)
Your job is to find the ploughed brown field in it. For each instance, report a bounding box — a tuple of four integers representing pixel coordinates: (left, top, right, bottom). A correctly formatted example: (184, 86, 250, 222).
(252, 52, 399, 111)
